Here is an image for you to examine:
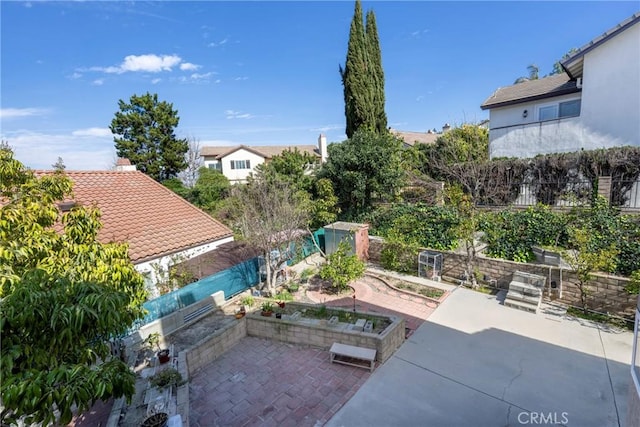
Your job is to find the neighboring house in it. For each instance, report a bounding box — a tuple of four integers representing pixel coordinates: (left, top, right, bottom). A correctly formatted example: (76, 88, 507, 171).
(41, 160, 234, 297)
(481, 13, 640, 159)
(201, 134, 328, 183)
(390, 123, 451, 148)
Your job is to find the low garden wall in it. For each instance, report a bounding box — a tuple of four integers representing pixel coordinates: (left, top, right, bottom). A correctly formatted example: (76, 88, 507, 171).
(369, 237, 636, 318)
(246, 302, 405, 363)
(183, 317, 247, 376)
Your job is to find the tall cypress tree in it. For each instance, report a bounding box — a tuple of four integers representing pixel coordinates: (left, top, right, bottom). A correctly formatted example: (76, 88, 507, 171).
(366, 10, 387, 134)
(340, 0, 368, 139)
(340, 1, 386, 138)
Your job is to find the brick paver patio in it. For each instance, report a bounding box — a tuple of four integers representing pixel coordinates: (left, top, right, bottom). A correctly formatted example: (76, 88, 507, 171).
(189, 337, 370, 427)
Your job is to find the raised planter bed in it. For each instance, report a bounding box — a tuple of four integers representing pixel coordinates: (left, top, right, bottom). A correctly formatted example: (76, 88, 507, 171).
(246, 301, 405, 363)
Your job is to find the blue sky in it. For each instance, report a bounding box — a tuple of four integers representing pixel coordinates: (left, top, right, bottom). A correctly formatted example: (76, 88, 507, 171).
(2, 1, 638, 170)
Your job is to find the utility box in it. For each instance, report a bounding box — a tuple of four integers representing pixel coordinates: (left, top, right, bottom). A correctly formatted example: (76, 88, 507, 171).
(323, 222, 369, 261)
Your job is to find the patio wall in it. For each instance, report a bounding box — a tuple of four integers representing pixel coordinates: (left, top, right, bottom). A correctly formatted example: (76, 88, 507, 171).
(183, 317, 247, 376)
(246, 303, 405, 363)
(369, 238, 636, 318)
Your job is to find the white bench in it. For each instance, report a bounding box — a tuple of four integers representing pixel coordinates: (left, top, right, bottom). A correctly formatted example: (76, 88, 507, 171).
(330, 342, 376, 372)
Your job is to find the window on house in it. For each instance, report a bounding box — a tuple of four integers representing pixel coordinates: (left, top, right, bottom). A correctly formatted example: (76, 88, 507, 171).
(230, 160, 251, 170)
(538, 99, 581, 121)
(208, 163, 221, 171)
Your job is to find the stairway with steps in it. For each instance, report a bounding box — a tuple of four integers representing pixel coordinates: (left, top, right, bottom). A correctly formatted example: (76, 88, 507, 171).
(504, 271, 546, 314)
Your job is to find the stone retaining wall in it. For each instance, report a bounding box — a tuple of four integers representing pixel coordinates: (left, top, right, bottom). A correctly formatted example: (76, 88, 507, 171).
(183, 317, 247, 376)
(369, 237, 636, 318)
(246, 303, 405, 363)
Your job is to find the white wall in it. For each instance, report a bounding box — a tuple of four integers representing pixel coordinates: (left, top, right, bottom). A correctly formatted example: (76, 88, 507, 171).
(220, 149, 265, 183)
(203, 158, 220, 170)
(581, 23, 640, 146)
(489, 22, 639, 159)
(135, 235, 234, 298)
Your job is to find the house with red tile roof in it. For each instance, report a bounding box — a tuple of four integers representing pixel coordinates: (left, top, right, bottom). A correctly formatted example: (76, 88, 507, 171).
(201, 134, 328, 183)
(39, 163, 234, 297)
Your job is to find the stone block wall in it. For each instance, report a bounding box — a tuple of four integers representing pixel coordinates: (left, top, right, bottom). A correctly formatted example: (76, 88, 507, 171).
(369, 237, 636, 318)
(184, 317, 247, 375)
(246, 304, 405, 363)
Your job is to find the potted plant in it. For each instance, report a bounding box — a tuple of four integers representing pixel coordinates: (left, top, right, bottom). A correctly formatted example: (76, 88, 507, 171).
(149, 367, 184, 390)
(261, 301, 274, 317)
(143, 333, 170, 364)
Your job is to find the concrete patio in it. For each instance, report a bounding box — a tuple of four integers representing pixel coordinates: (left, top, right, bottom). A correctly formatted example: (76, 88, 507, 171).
(327, 287, 634, 427)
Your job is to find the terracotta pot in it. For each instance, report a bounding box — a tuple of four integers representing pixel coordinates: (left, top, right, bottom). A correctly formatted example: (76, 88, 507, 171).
(235, 312, 245, 319)
(157, 349, 171, 364)
(261, 311, 273, 317)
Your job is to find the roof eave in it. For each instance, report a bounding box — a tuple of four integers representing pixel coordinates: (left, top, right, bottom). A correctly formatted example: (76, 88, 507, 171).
(480, 87, 581, 110)
(132, 232, 234, 265)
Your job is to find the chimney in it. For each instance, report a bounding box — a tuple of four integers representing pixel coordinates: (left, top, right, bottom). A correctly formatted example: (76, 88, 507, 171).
(442, 123, 451, 133)
(116, 158, 137, 172)
(318, 134, 328, 163)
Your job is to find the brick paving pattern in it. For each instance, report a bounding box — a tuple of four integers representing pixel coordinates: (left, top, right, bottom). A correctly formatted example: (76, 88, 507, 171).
(189, 337, 370, 427)
(306, 274, 442, 334)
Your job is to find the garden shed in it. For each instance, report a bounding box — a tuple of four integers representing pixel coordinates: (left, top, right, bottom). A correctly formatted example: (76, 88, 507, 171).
(323, 222, 369, 261)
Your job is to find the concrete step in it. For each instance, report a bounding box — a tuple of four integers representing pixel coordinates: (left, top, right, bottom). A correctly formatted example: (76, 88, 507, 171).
(508, 282, 542, 297)
(505, 289, 542, 305)
(504, 298, 540, 314)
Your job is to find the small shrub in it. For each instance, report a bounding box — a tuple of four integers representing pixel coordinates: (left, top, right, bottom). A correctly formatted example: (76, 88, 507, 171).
(149, 368, 184, 390)
(261, 301, 274, 312)
(241, 295, 255, 307)
(625, 270, 640, 295)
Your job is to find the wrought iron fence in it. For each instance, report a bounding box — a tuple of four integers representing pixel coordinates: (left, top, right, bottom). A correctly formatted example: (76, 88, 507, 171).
(481, 179, 640, 209)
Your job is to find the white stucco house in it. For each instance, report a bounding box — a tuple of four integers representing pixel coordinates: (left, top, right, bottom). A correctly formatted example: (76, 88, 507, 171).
(481, 12, 640, 159)
(201, 134, 328, 184)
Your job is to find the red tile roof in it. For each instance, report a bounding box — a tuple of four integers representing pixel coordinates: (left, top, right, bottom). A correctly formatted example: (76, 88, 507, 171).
(38, 170, 233, 264)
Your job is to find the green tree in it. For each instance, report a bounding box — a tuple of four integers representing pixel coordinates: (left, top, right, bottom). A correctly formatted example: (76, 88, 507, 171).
(340, 0, 386, 138)
(514, 64, 539, 84)
(320, 129, 404, 218)
(110, 92, 188, 182)
(234, 178, 309, 295)
(551, 48, 579, 75)
(365, 9, 387, 135)
(0, 149, 147, 425)
(190, 166, 230, 212)
(563, 227, 618, 313)
(254, 148, 318, 193)
(319, 240, 365, 291)
(309, 178, 340, 230)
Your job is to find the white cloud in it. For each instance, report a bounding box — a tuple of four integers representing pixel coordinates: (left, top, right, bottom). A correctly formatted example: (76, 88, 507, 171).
(225, 110, 254, 120)
(92, 54, 183, 74)
(70, 72, 82, 79)
(71, 127, 112, 137)
(151, 78, 162, 84)
(208, 38, 228, 47)
(234, 76, 248, 81)
(214, 79, 221, 84)
(416, 95, 424, 102)
(0, 108, 47, 119)
(311, 124, 342, 132)
(92, 79, 104, 86)
(180, 62, 200, 71)
(2, 129, 115, 170)
(190, 72, 213, 80)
